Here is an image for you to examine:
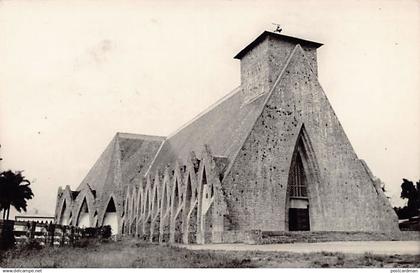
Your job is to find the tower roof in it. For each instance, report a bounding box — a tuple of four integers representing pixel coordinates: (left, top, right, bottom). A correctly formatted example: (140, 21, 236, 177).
(234, 31, 323, 59)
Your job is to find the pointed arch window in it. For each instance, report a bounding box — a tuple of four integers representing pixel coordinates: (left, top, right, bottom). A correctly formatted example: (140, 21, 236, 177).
(289, 153, 308, 198)
(202, 167, 207, 185)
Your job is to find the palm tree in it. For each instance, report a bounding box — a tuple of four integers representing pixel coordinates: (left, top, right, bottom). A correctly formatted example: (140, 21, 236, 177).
(0, 170, 34, 220)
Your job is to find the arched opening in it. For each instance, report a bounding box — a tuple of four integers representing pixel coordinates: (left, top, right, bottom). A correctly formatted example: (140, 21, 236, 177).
(172, 178, 183, 243)
(201, 166, 211, 201)
(161, 184, 168, 215)
(137, 191, 142, 217)
(286, 125, 319, 231)
(76, 198, 91, 228)
(160, 183, 171, 243)
(132, 191, 137, 217)
(202, 167, 207, 185)
(185, 174, 193, 211)
(144, 190, 150, 217)
(183, 174, 197, 243)
(143, 189, 151, 239)
(93, 210, 98, 227)
(200, 166, 215, 243)
(173, 179, 180, 207)
(153, 186, 159, 216)
(59, 200, 69, 226)
(136, 190, 142, 237)
(123, 191, 130, 218)
(131, 217, 137, 235)
(103, 197, 118, 235)
(124, 193, 130, 218)
(287, 152, 309, 231)
(150, 185, 160, 242)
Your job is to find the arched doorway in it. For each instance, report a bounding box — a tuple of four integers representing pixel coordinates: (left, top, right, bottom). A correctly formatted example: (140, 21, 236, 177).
(103, 197, 118, 235)
(286, 125, 319, 231)
(59, 200, 69, 225)
(287, 152, 310, 231)
(76, 198, 91, 227)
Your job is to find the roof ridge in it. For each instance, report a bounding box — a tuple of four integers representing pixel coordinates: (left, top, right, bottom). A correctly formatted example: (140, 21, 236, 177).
(222, 44, 301, 182)
(77, 135, 118, 191)
(143, 140, 166, 177)
(293, 44, 359, 159)
(116, 132, 166, 141)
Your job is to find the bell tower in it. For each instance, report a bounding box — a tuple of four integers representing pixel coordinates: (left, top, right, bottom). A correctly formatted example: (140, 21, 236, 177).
(234, 31, 322, 104)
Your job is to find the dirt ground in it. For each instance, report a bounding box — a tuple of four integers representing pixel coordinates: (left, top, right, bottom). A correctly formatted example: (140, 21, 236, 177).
(181, 240, 420, 255)
(1, 238, 419, 268)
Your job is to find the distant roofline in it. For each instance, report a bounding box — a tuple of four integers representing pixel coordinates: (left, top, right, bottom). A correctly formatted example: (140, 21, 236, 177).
(15, 216, 55, 219)
(234, 31, 323, 59)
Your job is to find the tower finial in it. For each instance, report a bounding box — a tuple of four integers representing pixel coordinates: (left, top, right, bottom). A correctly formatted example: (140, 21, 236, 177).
(272, 23, 282, 33)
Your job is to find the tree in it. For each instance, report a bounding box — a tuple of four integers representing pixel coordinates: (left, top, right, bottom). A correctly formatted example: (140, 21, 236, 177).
(396, 178, 420, 219)
(0, 170, 34, 220)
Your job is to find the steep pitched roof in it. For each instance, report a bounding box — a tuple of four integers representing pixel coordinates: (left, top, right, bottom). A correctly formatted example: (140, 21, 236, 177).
(77, 133, 165, 196)
(146, 87, 271, 175)
(146, 44, 304, 177)
(119, 133, 165, 185)
(77, 135, 117, 192)
(76, 34, 319, 190)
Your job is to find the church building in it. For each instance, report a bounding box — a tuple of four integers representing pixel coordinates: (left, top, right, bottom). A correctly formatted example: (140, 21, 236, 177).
(55, 30, 399, 244)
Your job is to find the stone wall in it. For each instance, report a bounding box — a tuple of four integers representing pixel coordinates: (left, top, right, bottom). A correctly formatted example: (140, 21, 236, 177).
(221, 45, 398, 233)
(240, 35, 318, 104)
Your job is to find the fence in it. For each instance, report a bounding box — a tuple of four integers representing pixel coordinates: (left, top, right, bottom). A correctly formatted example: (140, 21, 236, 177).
(0, 219, 111, 250)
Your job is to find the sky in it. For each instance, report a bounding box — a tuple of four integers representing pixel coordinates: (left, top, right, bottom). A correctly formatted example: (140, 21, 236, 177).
(0, 0, 419, 217)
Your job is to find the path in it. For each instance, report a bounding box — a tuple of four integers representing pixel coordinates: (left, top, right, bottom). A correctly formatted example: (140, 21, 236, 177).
(181, 241, 420, 255)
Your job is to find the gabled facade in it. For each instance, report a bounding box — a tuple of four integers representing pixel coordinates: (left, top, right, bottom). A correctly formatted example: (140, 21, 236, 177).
(55, 31, 399, 242)
(55, 133, 164, 234)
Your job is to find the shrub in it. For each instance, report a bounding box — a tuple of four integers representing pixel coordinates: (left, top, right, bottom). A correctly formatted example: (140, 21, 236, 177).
(83, 228, 97, 238)
(0, 220, 16, 250)
(100, 226, 112, 239)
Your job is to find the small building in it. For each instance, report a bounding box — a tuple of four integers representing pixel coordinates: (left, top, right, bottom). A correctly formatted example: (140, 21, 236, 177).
(55, 30, 399, 243)
(15, 215, 55, 224)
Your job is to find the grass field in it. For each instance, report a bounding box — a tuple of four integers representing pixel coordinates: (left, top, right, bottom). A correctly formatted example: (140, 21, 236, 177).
(0, 238, 419, 268)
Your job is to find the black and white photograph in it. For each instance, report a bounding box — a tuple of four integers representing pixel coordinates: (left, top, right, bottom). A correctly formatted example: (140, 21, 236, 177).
(0, 0, 419, 270)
